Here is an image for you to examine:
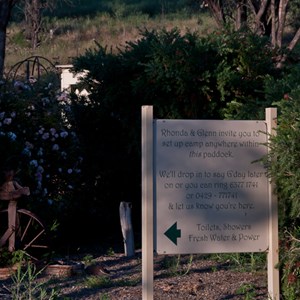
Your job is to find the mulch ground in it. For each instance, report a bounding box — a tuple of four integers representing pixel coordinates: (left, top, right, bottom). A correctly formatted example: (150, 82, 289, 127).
(0, 250, 268, 299)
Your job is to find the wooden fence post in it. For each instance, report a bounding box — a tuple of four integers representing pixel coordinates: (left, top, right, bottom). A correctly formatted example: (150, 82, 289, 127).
(119, 202, 135, 257)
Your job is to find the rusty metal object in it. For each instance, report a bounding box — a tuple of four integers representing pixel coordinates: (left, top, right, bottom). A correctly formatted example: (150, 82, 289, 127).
(6, 55, 59, 87)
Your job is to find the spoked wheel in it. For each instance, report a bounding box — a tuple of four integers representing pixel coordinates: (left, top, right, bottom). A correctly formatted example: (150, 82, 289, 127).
(0, 208, 49, 261)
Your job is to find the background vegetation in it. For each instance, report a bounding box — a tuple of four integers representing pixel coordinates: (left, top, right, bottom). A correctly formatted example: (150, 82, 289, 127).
(4, 0, 213, 72)
(2, 0, 300, 298)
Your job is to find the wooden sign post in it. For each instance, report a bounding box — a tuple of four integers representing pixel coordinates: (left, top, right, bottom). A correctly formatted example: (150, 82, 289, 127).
(142, 106, 154, 300)
(142, 106, 279, 300)
(266, 108, 280, 300)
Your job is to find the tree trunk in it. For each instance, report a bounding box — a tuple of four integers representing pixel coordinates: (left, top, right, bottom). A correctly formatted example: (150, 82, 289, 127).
(0, 28, 6, 80)
(287, 27, 300, 51)
(205, 0, 226, 28)
(271, 0, 276, 46)
(277, 27, 300, 68)
(25, 0, 42, 50)
(276, 0, 288, 48)
(235, 0, 247, 30)
(0, 0, 16, 79)
(253, 0, 271, 35)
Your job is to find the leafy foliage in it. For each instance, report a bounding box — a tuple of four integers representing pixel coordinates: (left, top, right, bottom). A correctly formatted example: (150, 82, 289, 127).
(211, 31, 277, 119)
(0, 81, 82, 226)
(70, 28, 284, 247)
(288, 1, 300, 30)
(4, 30, 300, 300)
(267, 85, 300, 299)
(74, 28, 279, 121)
(43, 0, 199, 18)
(0, 249, 24, 267)
(269, 90, 300, 225)
(71, 28, 300, 298)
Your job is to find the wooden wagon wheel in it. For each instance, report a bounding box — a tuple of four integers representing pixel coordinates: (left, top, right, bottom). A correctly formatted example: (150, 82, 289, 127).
(0, 208, 48, 261)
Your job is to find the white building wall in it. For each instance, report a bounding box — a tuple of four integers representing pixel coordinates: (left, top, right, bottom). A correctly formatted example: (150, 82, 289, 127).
(56, 64, 87, 93)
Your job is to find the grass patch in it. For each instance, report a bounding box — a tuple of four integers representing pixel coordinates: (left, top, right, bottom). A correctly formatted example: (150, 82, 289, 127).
(99, 294, 111, 300)
(159, 254, 194, 276)
(84, 275, 139, 289)
(5, 10, 216, 74)
(236, 283, 257, 300)
(85, 275, 113, 289)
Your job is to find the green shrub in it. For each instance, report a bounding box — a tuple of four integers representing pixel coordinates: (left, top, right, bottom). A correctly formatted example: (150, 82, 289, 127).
(0, 80, 82, 229)
(0, 249, 24, 267)
(10, 260, 59, 299)
(70, 27, 284, 246)
(268, 88, 300, 299)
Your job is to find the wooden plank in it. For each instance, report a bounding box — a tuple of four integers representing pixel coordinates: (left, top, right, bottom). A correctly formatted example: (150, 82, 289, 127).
(141, 106, 154, 300)
(8, 200, 17, 252)
(266, 108, 280, 300)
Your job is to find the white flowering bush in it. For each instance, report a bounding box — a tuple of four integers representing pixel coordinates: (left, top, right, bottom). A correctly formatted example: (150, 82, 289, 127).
(0, 82, 82, 219)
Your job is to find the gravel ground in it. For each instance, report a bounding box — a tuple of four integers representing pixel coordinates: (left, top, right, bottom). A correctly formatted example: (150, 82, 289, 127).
(0, 250, 268, 299)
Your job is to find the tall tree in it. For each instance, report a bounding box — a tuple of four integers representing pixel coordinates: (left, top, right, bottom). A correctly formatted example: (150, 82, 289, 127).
(23, 0, 73, 50)
(205, 0, 300, 55)
(0, 0, 73, 78)
(24, 0, 42, 49)
(0, 0, 17, 79)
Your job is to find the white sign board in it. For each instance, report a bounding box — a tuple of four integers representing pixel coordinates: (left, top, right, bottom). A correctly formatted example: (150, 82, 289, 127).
(155, 120, 269, 254)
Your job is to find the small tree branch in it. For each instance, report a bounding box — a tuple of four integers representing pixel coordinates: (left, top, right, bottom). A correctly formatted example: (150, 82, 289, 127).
(276, 27, 300, 68)
(251, 0, 271, 34)
(271, 0, 276, 46)
(287, 27, 300, 51)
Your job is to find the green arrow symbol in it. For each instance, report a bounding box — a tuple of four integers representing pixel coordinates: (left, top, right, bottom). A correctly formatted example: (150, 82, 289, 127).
(164, 222, 181, 245)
